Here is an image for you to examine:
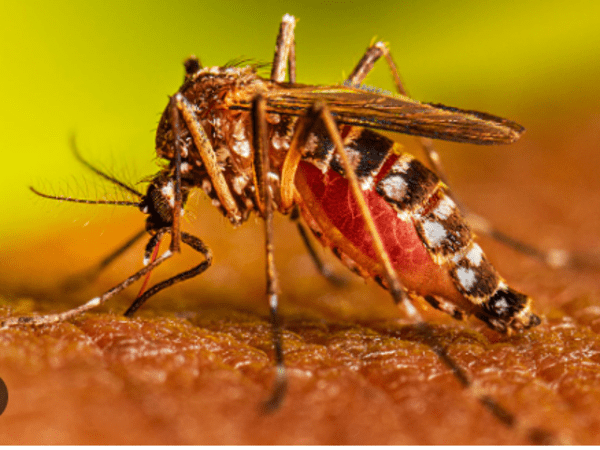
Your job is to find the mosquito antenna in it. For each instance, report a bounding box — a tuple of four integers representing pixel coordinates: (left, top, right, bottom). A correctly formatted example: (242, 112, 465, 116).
(30, 186, 141, 207)
(69, 135, 143, 198)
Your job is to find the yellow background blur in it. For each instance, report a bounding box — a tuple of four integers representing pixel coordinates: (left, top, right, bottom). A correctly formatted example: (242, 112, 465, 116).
(1, 0, 599, 242)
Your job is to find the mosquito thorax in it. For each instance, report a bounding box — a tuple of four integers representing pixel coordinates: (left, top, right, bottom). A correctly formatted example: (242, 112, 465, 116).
(155, 65, 276, 225)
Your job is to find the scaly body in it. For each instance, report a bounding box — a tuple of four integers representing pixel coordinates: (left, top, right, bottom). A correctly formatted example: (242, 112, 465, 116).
(153, 64, 539, 333)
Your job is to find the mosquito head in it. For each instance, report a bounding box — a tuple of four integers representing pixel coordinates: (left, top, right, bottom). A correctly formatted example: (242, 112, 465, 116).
(139, 172, 189, 233)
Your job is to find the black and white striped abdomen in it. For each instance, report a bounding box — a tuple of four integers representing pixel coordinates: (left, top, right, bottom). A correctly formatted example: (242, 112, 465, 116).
(372, 141, 540, 333)
(300, 124, 539, 333)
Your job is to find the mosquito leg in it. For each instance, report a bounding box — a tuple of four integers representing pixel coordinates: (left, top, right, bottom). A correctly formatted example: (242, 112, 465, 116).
(423, 295, 467, 322)
(270, 14, 297, 83)
(347, 42, 453, 186)
(413, 320, 550, 445)
(173, 93, 242, 224)
(287, 31, 296, 84)
(62, 229, 147, 291)
(314, 100, 555, 443)
(167, 95, 187, 253)
(251, 94, 287, 413)
(465, 211, 600, 270)
(290, 207, 347, 286)
(0, 229, 175, 328)
(347, 42, 596, 271)
(312, 101, 415, 313)
(279, 108, 347, 285)
(419, 319, 555, 444)
(123, 231, 212, 317)
(141, 231, 163, 265)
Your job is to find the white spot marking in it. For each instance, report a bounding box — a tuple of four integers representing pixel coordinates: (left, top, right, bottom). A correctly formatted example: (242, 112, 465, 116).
(393, 155, 412, 174)
(456, 267, 477, 292)
(465, 244, 484, 266)
(271, 132, 290, 150)
(269, 293, 278, 310)
(432, 196, 456, 220)
(86, 297, 101, 308)
(180, 162, 191, 174)
(422, 219, 447, 247)
(396, 210, 412, 222)
(360, 175, 374, 191)
(271, 134, 282, 150)
(161, 180, 175, 208)
(494, 297, 509, 313)
(232, 174, 249, 195)
(162, 250, 172, 259)
(232, 119, 244, 140)
(401, 299, 420, 321)
(180, 144, 188, 158)
(380, 175, 408, 201)
(345, 147, 361, 169)
(268, 172, 280, 184)
(232, 138, 251, 158)
(282, 13, 295, 24)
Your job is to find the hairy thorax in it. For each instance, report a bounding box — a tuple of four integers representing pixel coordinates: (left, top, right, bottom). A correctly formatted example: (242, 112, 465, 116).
(155, 66, 295, 225)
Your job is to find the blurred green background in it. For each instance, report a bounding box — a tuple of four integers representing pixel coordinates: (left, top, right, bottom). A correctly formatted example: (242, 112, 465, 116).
(1, 0, 599, 242)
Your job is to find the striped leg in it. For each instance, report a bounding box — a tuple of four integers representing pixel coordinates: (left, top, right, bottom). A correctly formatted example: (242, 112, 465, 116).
(310, 103, 417, 316)
(123, 231, 212, 317)
(338, 92, 549, 441)
(310, 102, 551, 442)
(347, 42, 452, 187)
(271, 13, 348, 284)
(346, 41, 596, 271)
(1, 228, 212, 328)
(270, 14, 297, 83)
(252, 94, 287, 413)
(346, 43, 546, 436)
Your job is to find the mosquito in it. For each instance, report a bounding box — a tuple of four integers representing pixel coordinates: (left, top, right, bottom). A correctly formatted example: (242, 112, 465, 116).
(5, 13, 594, 443)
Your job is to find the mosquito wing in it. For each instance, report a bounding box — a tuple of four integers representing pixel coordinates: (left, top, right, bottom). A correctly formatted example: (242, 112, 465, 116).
(252, 84, 524, 145)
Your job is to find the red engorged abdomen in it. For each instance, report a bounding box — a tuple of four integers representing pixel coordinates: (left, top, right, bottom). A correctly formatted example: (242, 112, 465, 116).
(295, 161, 459, 298)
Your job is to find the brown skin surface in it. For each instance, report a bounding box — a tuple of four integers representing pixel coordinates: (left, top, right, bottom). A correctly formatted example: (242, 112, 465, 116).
(1, 115, 599, 444)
